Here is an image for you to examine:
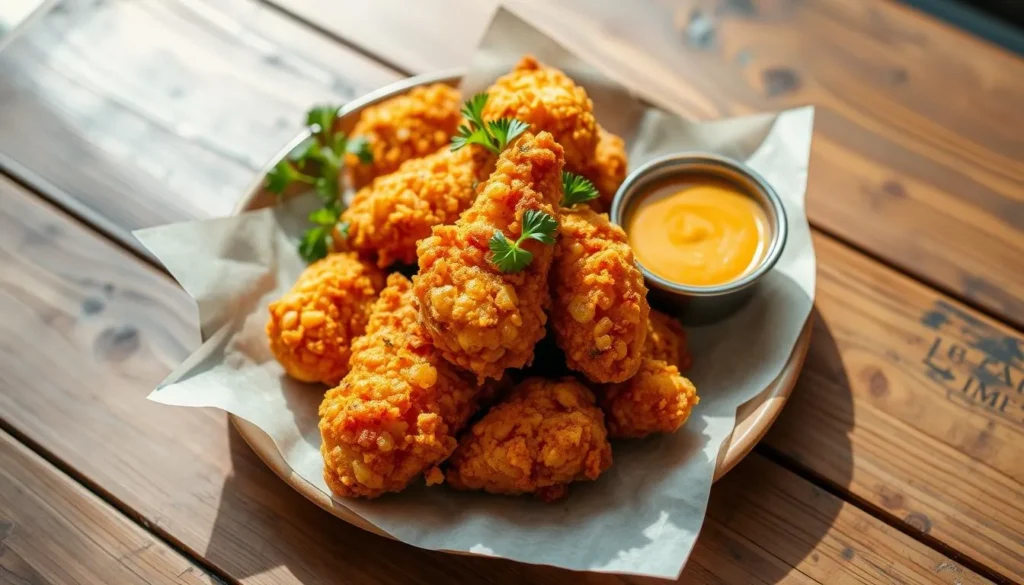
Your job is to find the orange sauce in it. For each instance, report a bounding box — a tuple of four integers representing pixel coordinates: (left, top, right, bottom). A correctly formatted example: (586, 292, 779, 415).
(627, 176, 769, 287)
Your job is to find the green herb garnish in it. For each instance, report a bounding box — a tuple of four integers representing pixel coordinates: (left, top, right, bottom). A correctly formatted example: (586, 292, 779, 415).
(488, 209, 558, 273)
(264, 104, 373, 263)
(451, 92, 529, 154)
(561, 171, 600, 207)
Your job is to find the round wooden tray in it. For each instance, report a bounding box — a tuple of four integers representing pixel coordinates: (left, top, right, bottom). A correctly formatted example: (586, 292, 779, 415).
(230, 70, 813, 538)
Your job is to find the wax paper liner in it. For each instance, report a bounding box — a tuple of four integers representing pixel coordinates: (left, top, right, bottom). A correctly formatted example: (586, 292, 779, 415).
(134, 8, 815, 579)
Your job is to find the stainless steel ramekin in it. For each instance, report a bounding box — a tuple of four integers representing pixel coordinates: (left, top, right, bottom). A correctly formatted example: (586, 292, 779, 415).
(610, 153, 788, 324)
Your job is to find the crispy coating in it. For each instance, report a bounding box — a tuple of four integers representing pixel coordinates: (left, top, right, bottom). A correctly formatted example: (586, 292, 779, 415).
(266, 253, 384, 385)
(415, 132, 565, 380)
(318, 274, 483, 498)
(346, 83, 462, 189)
(583, 127, 628, 210)
(551, 206, 649, 384)
(340, 145, 496, 267)
(483, 57, 598, 177)
(446, 377, 612, 501)
(647, 309, 692, 371)
(600, 359, 698, 439)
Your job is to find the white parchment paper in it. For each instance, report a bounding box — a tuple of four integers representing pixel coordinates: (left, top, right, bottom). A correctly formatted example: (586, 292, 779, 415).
(134, 9, 815, 579)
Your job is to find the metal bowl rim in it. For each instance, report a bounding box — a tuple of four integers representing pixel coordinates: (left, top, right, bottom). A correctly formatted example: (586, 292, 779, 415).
(233, 68, 466, 215)
(610, 152, 789, 298)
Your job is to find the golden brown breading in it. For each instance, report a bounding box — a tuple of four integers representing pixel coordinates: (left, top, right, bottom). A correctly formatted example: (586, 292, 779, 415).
(483, 57, 604, 173)
(266, 253, 384, 385)
(346, 83, 462, 189)
(340, 145, 495, 267)
(483, 57, 629, 207)
(446, 377, 612, 501)
(415, 132, 565, 381)
(551, 206, 649, 383)
(647, 309, 693, 372)
(318, 274, 482, 499)
(583, 127, 628, 210)
(598, 311, 698, 438)
(600, 359, 698, 439)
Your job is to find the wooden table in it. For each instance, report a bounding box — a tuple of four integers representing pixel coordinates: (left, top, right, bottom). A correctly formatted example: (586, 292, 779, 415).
(1, 1, 1021, 583)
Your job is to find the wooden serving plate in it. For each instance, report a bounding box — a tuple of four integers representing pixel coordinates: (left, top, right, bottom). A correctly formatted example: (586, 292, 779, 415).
(229, 70, 813, 537)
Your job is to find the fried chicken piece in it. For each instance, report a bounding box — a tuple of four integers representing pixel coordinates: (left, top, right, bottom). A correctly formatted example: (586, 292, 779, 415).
(647, 309, 693, 371)
(345, 83, 462, 189)
(318, 274, 483, 499)
(598, 310, 698, 438)
(340, 145, 495, 267)
(482, 56, 595, 172)
(415, 132, 565, 380)
(446, 377, 612, 501)
(551, 206, 649, 384)
(483, 57, 618, 192)
(600, 359, 698, 439)
(582, 127, 628, 210)
(266, 253, 384, 385)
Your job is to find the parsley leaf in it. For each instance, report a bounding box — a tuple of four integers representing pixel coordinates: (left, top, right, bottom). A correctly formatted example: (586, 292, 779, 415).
(306, 105, 340, 136)
(308, 207, 339, 226)
(451, 124, 493, 152)
(265, 159, 314, 194)
(489, 231, 534, 273)
(487, 119, 530, 152)
(451, 93, 529, 154)
(265, 104, 373, 263)
(520, 209, 558, 244)
(314, 176, 338, 204)
(561, 172, 600, 207)
(460, 92, 489, 129)
(346, 136, 373, 164)
(287, 137, 320, 165)
(488, 209, 558, 273)
(298, 225, 331, 263)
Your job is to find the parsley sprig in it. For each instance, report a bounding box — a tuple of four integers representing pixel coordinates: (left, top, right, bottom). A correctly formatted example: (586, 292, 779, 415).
(561, 172, 600, 207)
(264, 105, 372, 263)
(489, 209, 558, 273)
(451, 93, 529, 154)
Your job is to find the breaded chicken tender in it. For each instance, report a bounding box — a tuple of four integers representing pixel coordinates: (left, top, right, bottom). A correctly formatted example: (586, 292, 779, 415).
(483, 56, 597, 172)
(647, 309, 690, 370)
(346, 83, 462, 189)
(483, 56, 626, 205)
(551, 206, 649, 384)
(266, 253, 384, 385)
(600, 359, 698, 439)
(340, 145, 495, 267)
(415, 132, 565, 380)
(446, 377, 612, 501)
(582, 127, 628, 210)
(599, 311, 698, 438)
(318, 274, 482, 498)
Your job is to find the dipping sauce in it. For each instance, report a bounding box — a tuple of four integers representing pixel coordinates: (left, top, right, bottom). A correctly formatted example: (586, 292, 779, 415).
(627, 176, 769, 287)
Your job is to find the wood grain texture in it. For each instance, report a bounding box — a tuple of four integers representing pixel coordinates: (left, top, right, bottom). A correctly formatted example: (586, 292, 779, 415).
(266, 0, 1024, 328)
(763, 233, 1024, 580)
(0, 0, 400, 247)
(0, 176, 991, 585)
(0, 429, 215, 585)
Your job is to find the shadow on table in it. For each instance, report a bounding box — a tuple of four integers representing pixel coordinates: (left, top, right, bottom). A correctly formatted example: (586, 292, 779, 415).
(200, 307, 853, 584)
(677, 307, 855, 583)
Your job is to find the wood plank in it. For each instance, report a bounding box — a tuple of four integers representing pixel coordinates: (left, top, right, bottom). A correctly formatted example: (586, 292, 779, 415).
(0, 428, 215, 585)
(267, 0, 1024, 328)
(0, 176, 990, 585)
(0, 0, 400, 246)
(763, 233, 1024, 580)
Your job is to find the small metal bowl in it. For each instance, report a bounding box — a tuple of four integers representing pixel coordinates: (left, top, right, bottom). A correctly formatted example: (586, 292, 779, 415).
(610, 152, 788, 324)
